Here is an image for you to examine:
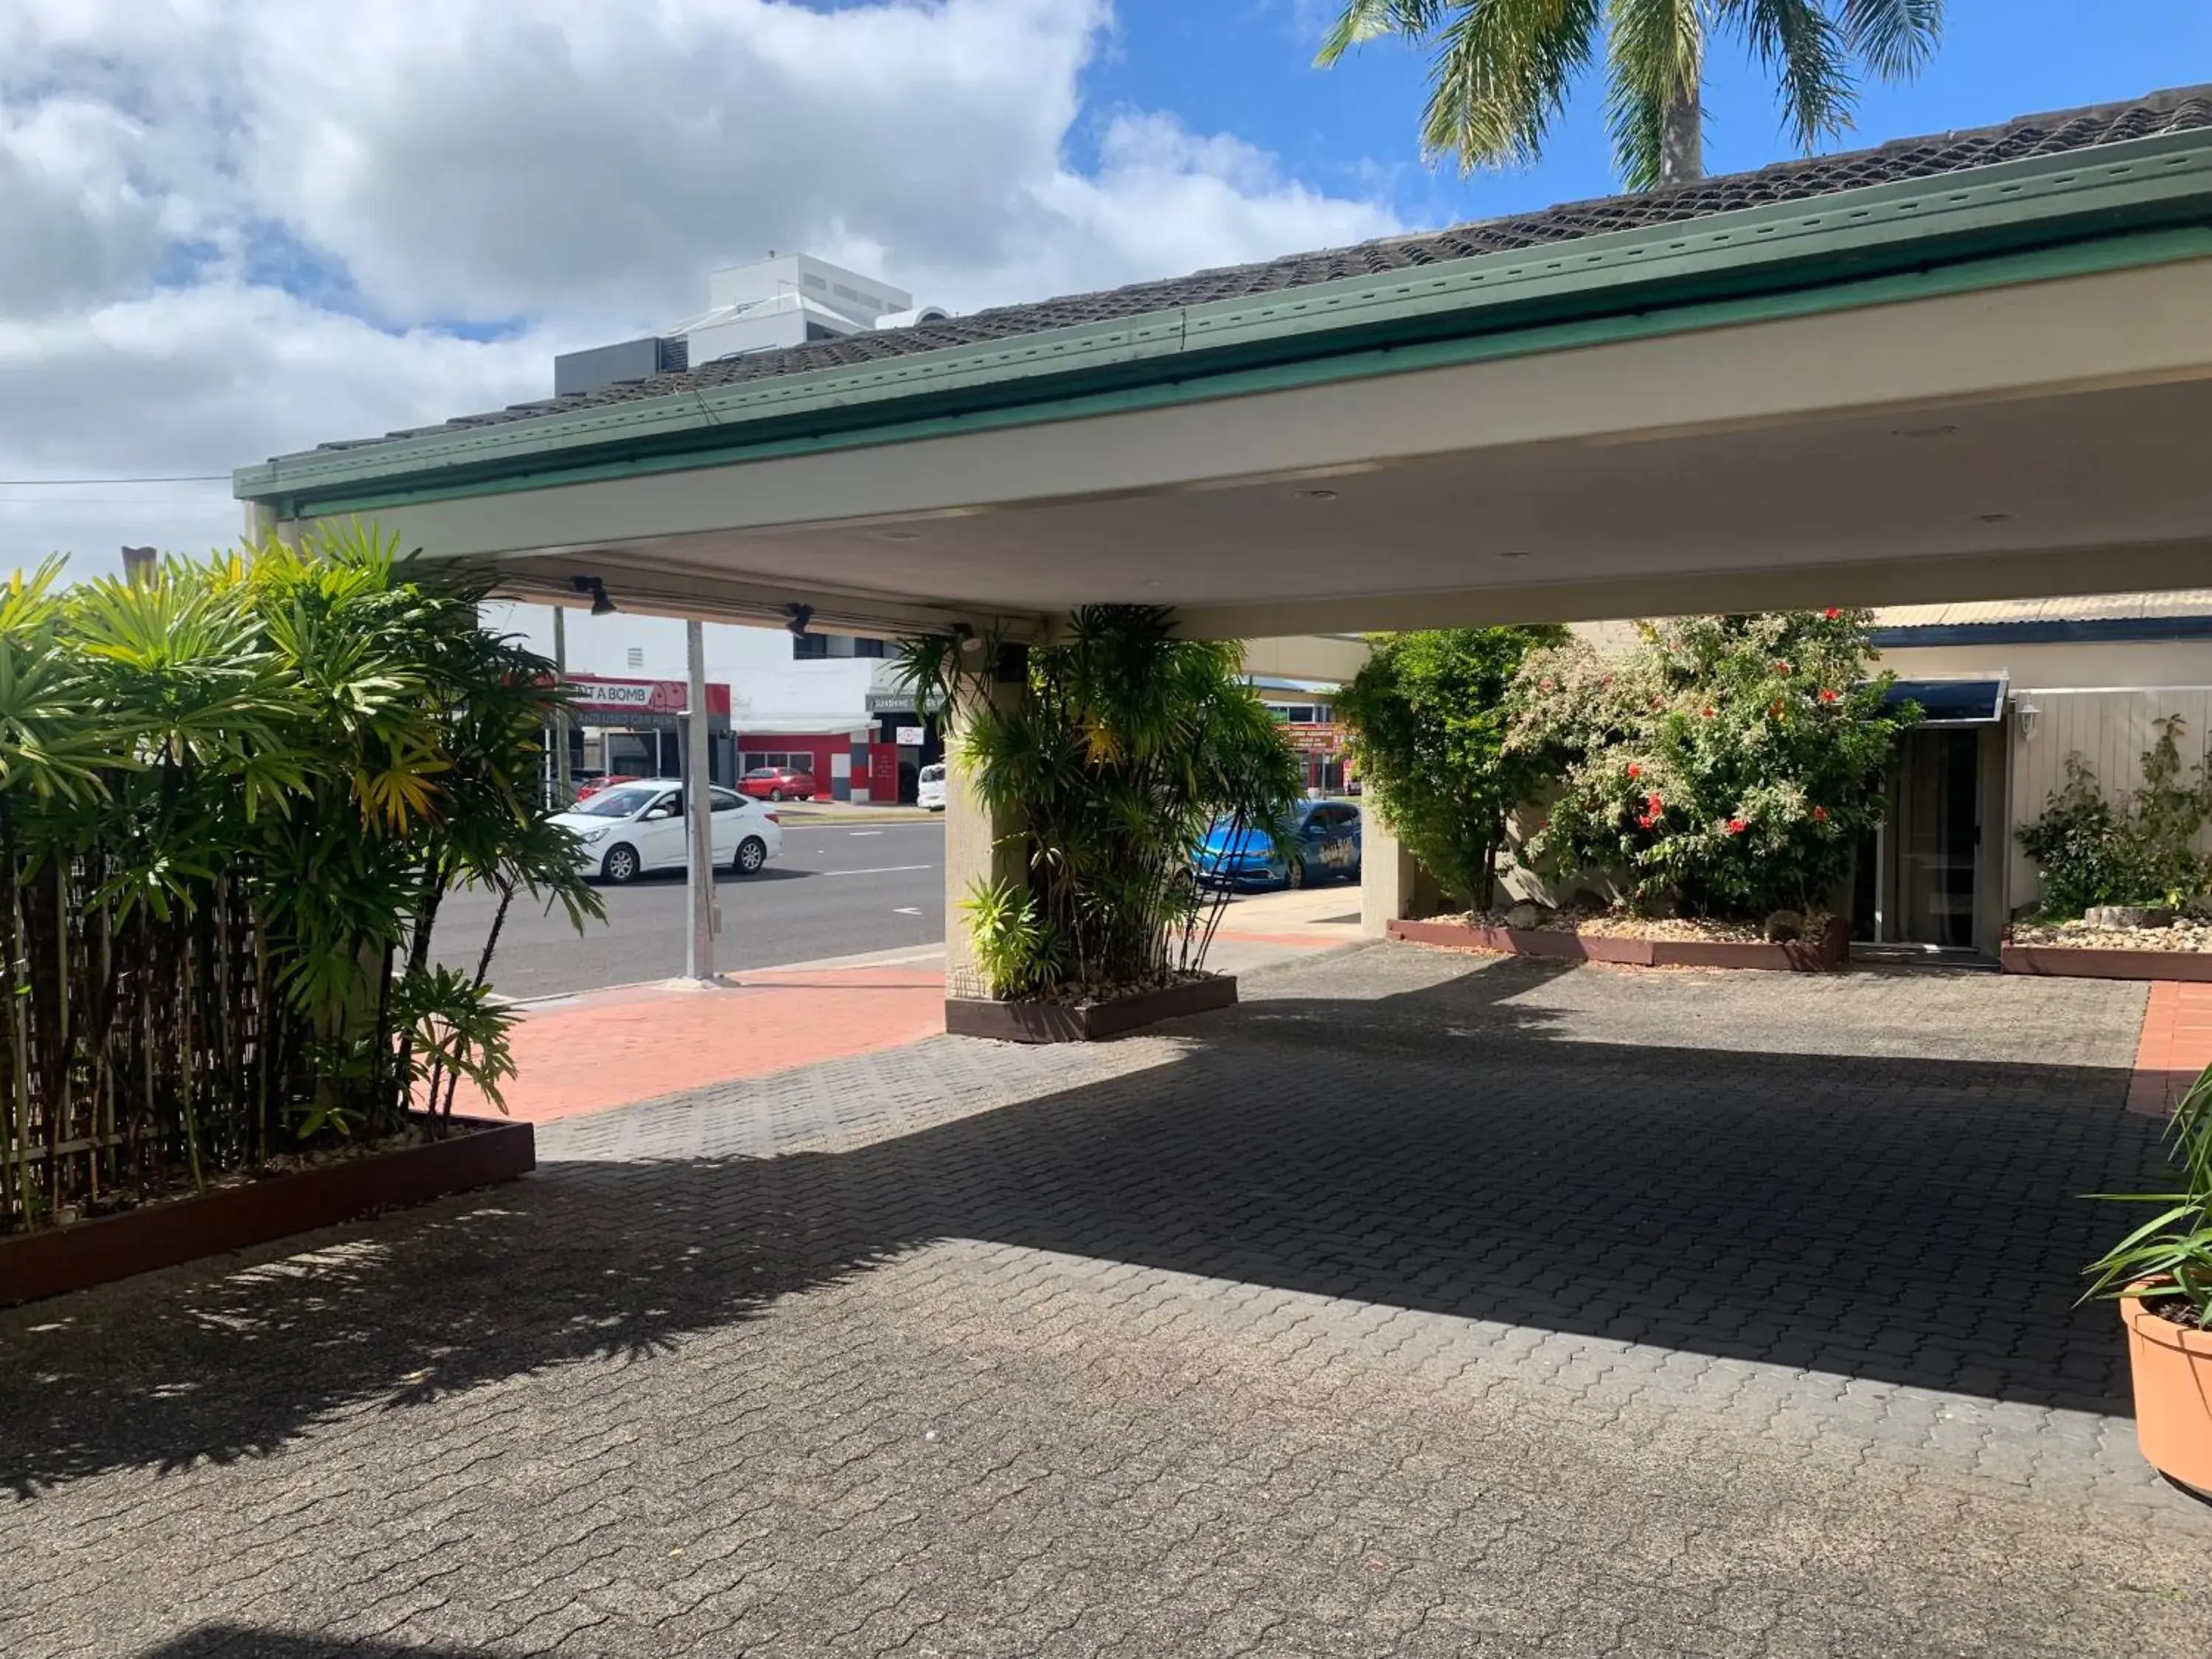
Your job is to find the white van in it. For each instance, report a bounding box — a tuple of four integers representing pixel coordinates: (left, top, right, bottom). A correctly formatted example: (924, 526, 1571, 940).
(917, 762, 947, 812)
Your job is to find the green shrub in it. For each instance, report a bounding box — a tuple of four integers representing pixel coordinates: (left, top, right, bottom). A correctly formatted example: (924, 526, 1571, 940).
(1333, 627, 1566, 908)
(2016, 717, 2212, 917)
(1510, 610, 1917, 918)
(900, 607, 1301, 1001)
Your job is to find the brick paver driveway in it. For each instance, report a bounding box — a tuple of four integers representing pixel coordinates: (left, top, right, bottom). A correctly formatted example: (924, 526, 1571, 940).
(6, 945, 2210, 1658)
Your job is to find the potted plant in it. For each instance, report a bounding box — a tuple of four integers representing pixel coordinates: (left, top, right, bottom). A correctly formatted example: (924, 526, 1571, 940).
(2084, 1065, 2212, 1498)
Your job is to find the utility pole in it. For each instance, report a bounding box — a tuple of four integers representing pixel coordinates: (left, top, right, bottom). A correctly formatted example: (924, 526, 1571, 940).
(551, 605, 572, 805)
(684, 619, 717, 983)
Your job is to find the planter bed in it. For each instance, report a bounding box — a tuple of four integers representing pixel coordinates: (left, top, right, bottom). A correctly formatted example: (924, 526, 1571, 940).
(946, 974, 1238, 1043)
(0, 1113, 535, 1307)
(2000, 944, 2212, 982)
(1388, 914, 1850, 972)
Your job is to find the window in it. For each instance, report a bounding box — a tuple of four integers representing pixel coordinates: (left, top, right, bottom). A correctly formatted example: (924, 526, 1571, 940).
(804, 321, 841, 342)
(854, 637, 887, 658)
(791, 633, 830, 660)
(803, 274, 827, 290)
(625, 647, 644, 669)
(744, 752, 817, 774)
(709, 788, 742, 813)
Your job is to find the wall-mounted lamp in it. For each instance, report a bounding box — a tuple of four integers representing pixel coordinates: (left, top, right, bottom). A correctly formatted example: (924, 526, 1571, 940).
(571, 574, 616, 616)
(2016, 700, 2041, 743)
(784, 603, 814, 640)
(950, 622, 982, 655)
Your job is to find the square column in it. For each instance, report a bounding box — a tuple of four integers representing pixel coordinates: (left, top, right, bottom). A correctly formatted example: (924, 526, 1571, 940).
(942, 658, 1026, 1003)
(1360, 812, 1444, 939)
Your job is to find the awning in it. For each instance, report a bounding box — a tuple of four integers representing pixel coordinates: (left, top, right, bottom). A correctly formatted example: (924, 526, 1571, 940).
(1883, 677, 2008, 726)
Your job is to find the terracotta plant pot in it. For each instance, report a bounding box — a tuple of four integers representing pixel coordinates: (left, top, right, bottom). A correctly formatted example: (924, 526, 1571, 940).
(2120, 1293, 2212, 1495)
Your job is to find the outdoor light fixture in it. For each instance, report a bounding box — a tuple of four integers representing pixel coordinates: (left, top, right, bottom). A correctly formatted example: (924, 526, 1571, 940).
(2017, 701, 2042, 743)
(1497, 549, 1531, 560)
(571, 574, 616, 616)
(1294, 487, 1339, 501)
(785, 603, 814, 640)
(951, 622, 982, 655)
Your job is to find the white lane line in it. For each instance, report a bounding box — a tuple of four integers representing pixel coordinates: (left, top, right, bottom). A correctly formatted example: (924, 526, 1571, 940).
(821, 864, 937, 877)
(849, 830, 885, 837)
(892, 906, 923, 917)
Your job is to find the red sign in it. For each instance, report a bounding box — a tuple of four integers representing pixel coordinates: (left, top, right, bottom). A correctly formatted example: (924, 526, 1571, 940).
(564, 673, 732, 717)
(869, 743, 901, 802)
(1285, 722, 1343, 754)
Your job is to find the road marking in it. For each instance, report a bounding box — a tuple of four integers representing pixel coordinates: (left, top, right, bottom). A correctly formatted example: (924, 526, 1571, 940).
(893, 906, 923, 917)
(821, 864, 937, 877)
(849, 830, 885, 837)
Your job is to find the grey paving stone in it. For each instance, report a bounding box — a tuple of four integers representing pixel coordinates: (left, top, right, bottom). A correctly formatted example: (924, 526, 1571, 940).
(2, 945, 2206, 1658)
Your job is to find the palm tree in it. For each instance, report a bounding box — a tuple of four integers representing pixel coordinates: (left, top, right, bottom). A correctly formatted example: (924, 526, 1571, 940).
(1318, 1, 1943, 189)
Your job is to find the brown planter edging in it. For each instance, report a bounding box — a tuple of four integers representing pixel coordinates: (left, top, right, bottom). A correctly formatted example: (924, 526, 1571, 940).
(0, 1114, 535, 1308)
(1388, 914, 1850, 972)
(2001, 944, 2212, 982)
(946, 975, 1238, 1043)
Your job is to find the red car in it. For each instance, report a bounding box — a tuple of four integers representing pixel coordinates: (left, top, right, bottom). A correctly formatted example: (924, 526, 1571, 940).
(740, 764, 816, 802)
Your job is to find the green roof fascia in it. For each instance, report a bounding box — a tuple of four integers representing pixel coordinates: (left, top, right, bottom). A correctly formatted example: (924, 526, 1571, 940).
(239, 126, 2212, 516)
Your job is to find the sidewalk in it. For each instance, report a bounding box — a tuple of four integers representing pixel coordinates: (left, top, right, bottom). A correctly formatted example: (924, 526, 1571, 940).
(2129, 978, 2212, 1116)
(472, 885, 1363, 1124)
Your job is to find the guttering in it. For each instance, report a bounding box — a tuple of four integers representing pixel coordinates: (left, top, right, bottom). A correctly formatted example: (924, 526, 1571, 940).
(237, 128, 2212, 517)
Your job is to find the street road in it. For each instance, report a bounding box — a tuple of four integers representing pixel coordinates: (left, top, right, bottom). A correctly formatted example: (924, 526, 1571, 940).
(434, 820, 947, 1000)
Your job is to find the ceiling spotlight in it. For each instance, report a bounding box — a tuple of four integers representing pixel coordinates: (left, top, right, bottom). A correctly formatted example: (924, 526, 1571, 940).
(571, 574, 616, 616)
(785, 602, 814, 640)
(869, 528, 923, 543)
(1295, 487, 1339, 501)
(1891, 423, 1959, 440)
(1975, 511, 2014, 524)
(1497, 549, 1532, 560)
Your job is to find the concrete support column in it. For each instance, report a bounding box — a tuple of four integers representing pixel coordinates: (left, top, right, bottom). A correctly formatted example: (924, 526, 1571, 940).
(942, 654, 1026, 1003)
(1360, 812, 1444, 939)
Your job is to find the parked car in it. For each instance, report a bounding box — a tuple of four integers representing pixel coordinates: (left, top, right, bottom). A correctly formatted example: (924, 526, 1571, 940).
(1193, 800, 1361, 890)
(917, 762, 947, 812)
(740, 764, 815, 802)
(552, 779, 784, 884)
(570, 772, 641, 803)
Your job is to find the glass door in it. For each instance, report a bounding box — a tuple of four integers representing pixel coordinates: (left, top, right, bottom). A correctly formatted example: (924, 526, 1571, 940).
(1896, 728, 1981, 948)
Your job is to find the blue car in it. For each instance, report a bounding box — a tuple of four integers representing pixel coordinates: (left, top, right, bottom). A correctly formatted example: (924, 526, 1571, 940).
(1194, 800, 1363, 890)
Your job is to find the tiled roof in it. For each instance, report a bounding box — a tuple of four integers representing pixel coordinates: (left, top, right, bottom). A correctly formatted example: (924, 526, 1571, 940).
(309, 84, 2212, 457)
(1874, 591, 2212, 628)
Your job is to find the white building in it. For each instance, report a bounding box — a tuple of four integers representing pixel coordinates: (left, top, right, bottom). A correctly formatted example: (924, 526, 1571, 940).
(554, 253, 948, 397)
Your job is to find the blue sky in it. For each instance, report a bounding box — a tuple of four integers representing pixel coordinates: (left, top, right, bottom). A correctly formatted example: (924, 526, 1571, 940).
(1084, 0, 2212, 230)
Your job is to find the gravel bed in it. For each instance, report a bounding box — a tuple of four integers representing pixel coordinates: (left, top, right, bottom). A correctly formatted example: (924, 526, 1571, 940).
(2008, 918, 2212, 953)
(1447, 907, 1835, 944)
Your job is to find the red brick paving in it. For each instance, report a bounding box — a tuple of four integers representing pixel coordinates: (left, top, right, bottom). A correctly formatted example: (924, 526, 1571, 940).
(467, 965, 947, 1124)
(2129, 979, 2212, 1117)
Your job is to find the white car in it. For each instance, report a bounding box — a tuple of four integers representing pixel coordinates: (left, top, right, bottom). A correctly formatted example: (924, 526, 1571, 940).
(917, 762, 947, 812)
(552, 779, 783, 884)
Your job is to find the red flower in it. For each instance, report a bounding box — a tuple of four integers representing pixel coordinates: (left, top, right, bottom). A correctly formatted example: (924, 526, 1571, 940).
(1626, 762, 1642, 779)
(1818, 688, 1839, 704)
(1725, 818, 1747, 835)
(1700, 706, 1716, 719)
(1540, 678, 1555, 692)
(1812, 807, 1829, 823)
(1774, 661, 1792, 675)
(1637, 813, 1656, 830)
(1769, 700, 1784, 719)
(1645, 793, 1663, 811)
(1823, 607, 1840, 620)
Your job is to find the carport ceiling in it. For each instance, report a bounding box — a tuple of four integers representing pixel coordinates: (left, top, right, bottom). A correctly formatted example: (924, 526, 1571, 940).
(484, 374, 2212, 633)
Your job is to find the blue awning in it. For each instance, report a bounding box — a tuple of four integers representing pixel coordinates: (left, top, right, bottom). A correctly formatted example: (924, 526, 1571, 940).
(1882, 678, 2008, 726)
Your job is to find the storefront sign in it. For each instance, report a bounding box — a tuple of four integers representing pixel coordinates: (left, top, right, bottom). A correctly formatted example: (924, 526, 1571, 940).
(894, 726, 925, 747)
(1285, 723, 1343, 754)
(563, 675, 733, 718)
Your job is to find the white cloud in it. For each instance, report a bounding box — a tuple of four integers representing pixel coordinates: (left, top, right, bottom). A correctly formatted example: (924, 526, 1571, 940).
(0, 0, 1400, 576)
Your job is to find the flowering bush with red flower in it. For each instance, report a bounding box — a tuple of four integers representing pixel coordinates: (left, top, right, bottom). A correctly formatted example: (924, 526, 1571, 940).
(1509, 609, 1919, 917)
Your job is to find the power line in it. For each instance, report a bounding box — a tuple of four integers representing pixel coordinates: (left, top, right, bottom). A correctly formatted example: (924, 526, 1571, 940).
(0, 473, 230, 486)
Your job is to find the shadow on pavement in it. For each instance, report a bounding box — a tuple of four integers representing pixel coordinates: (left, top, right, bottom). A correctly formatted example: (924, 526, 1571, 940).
(1, 951, 2169, 1496)
(141, 1630, 493, 1659)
